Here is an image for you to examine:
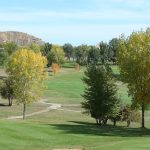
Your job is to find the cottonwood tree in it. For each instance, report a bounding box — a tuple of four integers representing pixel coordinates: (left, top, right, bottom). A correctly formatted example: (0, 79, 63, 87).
(74, 45, 90, 65)
(108, 38, 120, 64)
(117, 29, 150, 128)
(0, 42, 18, 66)
(6, 49, 47, 119)
(41, 42, 52, 57)
(0, 46, 7, 66)
(87, 46, 100, 64)
(63, 43, 73, 61)
(99, 42, 109, 64)
(28, 43, 41, 53)
(3, 42, 18, 56)
(82, 64, 120, 125)
(47, 45, 65, 66)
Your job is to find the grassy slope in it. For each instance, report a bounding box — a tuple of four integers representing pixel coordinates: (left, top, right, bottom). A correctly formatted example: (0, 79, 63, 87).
(45, 65, 131, 105)
(0, 64, 150, 150)
(45, 68, 84, 104)
(0, 115, 149, 150)
(111, 65, 131, 105)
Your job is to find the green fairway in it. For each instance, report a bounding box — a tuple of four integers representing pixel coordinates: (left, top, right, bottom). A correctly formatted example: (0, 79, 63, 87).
(0, 116, 149, 150)
(0, 65, 150, 150)
(45, 68, 84, 104)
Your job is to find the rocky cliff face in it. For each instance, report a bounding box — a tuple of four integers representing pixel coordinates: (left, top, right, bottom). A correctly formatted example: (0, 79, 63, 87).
(0, 31, 45, 46)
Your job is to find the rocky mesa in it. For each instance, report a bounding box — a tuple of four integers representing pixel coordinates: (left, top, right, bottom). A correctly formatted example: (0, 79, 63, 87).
(0, 31, 45, 46)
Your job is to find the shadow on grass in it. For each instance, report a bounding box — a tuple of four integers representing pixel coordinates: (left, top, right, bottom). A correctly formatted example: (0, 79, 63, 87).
(47, 121, 150, 137)
(0, 103, 9, 107)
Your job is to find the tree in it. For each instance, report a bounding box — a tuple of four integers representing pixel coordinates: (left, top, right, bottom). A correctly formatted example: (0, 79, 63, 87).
(0, 78, 14, 106)
(41, 42, 52, 57)
(6, 49, 47, 119)
(28, 43, 41, 53)
(47, 45, 65, 66)
(74, 45, 90, 65)
(63, 43, 73, 61)
(82, 64, 120, 125)
(0, 42, 18, 66)
(0, 46, 8, 66)
(99, 42, 109, 64)
(3, 42, 18, 55)
(117, 29, 150, 128)
(108, 38, 120, 64)
(87, 46, 100, 64)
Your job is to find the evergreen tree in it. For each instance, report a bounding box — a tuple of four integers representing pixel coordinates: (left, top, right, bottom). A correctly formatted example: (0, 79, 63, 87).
(82, 64, 120, 125)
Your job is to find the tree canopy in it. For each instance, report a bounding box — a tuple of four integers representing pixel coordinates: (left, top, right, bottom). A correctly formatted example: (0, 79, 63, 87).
(117, 29, 150, 128)
(47, 45, 65, 66)
(6, 49, 47, 119)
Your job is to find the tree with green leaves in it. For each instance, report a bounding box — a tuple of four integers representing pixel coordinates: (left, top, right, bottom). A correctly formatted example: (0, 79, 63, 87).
(3, 42, 18, 56)
(0, 78, 14, 106)
(108, 38, 120, 64)
(0, 42, 18, 66)
(0, 46, 8, 66)
(63, 43, 73, 61)
(74, 45, 90, 65)
(82, 64, 120, 125)
(117, 29, 150, 128)
(6, 49, 47, 119)
(28, 43, 41, 53)
(41, 42, 52, 57)
(87, 46, 100, 64)
(99, 41, 109, 64)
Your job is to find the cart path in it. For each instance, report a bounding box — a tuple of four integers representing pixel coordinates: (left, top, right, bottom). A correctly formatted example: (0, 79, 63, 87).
(7, 100, 81, 119)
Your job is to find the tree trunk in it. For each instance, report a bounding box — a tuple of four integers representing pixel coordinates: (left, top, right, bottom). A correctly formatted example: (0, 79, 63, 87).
(8, 98, 13, 106)
(113, 119, 116, 126)
(96, 119, 98, 125)
(8, 98, 11, 106)
(141, 103, 145, 128)
(10, 98, 13, 106)
(23, 103, 26, 120)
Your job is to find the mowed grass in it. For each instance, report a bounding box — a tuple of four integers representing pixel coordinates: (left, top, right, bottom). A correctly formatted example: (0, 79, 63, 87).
(0, 113, 150, 150)
(111, 65, 131, 105)
(45, 68, 84, 104)
(45, 65, 131, 105)
(0, 64, 150, 150)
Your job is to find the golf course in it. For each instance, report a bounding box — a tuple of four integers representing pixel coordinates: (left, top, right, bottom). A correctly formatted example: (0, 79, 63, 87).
(0, 63, 150, 150)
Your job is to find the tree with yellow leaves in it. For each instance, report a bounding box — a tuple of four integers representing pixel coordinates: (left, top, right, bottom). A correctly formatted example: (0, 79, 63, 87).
(6, 49, 47, 119)
(117, 28, 150, 128)
(47, 45, 65, 67)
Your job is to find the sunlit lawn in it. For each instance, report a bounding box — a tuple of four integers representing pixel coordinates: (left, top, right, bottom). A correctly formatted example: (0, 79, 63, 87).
(0, 64, 150, 150)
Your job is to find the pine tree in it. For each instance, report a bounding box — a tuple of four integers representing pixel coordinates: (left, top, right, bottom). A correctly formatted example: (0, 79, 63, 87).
(82, 64, 120, 125)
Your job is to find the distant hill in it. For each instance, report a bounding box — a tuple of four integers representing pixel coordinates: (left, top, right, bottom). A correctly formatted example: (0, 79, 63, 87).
(0, 31, 45, 46)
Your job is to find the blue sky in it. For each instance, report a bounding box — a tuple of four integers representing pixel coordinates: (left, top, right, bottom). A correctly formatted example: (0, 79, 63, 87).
(0, 0, 150, 45)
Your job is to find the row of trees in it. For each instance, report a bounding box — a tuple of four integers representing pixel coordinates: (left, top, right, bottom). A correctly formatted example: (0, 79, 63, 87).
(40, 38, 120, 67)
(82, 28, 150, 128)
(0, 38, 120, 68)
(62, 39, 119, 65)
